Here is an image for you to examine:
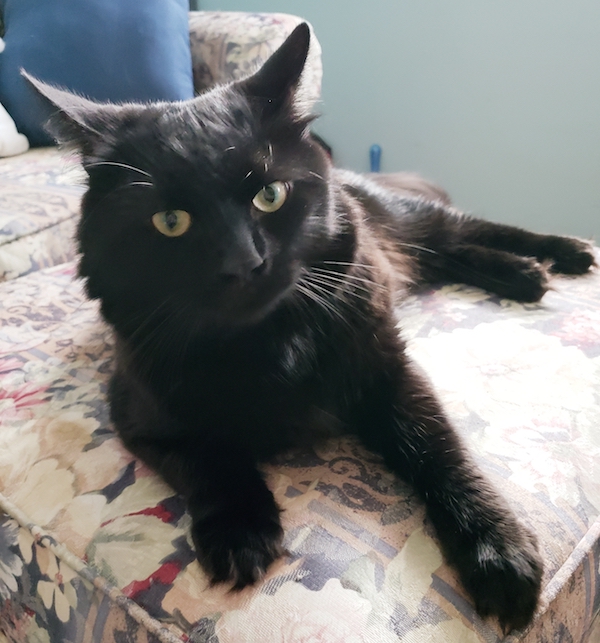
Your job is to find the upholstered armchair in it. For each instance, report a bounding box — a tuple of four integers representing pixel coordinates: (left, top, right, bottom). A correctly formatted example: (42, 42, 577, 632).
(1, 11, 599, 643)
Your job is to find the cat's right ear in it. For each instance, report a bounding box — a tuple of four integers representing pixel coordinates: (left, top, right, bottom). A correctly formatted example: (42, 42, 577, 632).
(22, 71, 118, 153)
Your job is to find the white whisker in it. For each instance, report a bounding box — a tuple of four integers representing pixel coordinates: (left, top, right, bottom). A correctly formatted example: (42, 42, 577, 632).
(296, 273, 358, 332)
(310, 266, 385, 290)
(304, 273, 372, 303)
(84, 161, 152, 178)
(306, 269, 370, 293)
(126, 181, 154, 189)
(396, 242, 441, 256)
(321, 260, 376, 270)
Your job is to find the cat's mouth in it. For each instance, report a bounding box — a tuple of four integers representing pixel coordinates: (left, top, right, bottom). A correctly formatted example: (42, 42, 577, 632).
(206, 262, 301, 327)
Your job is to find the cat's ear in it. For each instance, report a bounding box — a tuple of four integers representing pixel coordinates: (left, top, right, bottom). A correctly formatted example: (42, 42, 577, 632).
(238, 23, 311, 118)
(22, 71, 121, 153)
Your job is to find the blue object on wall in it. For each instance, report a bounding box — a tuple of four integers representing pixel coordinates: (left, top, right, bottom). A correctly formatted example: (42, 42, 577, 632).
(370, 144, 381, 172)
(0, 0, 195, 146)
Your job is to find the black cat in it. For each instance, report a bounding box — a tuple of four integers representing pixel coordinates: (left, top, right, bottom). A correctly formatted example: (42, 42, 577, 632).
(27, 24, 595, 633)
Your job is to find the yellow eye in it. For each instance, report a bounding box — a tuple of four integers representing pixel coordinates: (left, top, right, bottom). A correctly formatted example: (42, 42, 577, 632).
(152, 210, 192, 237)
(252, 181, 289, 213)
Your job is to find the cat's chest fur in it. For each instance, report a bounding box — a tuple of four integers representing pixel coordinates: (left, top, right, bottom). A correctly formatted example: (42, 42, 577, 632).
(116, 302, 393, 458)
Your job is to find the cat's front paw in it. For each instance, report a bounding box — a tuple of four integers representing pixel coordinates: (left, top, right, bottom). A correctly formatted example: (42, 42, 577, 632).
(544, 236, 597, 275)
(460, 527, 543, 633)
(507, 256, 550, 302)
(190, 495, 285, 590)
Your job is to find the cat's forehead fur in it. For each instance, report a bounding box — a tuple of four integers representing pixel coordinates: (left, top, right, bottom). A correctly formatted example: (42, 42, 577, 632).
(100, 89, 266, 184)
(95, 87, 313, 204)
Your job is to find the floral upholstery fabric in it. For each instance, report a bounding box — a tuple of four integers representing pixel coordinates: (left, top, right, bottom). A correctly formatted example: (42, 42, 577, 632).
(0, 12, 322, 285)
(1, 259, 599, 643)
(0, 149, 84, 282)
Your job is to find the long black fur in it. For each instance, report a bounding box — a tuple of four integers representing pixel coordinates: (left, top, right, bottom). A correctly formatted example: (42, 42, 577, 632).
(26, 23, 596, 633)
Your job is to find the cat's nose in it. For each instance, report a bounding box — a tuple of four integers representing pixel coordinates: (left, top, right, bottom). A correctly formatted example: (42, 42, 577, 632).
(221, 241, 267, 281)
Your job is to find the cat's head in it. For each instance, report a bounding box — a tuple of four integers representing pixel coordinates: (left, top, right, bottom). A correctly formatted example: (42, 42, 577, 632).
(26, 24, 341, 337)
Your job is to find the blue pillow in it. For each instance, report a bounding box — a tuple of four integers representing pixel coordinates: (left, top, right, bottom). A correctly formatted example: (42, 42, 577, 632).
(0, 0, 194, 146)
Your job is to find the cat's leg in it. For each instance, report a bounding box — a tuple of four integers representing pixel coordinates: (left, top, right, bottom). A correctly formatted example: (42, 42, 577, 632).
(376, 176, 597, 277)
(353, 352, 543, 633)
(421, 242, 552, 302)
(453, 216, 596, 276)
(109, 371, 284, 589)
(343, 174, 595, 300)
(397, 202, 595, 300)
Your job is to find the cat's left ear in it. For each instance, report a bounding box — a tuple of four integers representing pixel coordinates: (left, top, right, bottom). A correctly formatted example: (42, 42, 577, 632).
(238, 23, 312, 118)
(22, 71, 122, 154)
